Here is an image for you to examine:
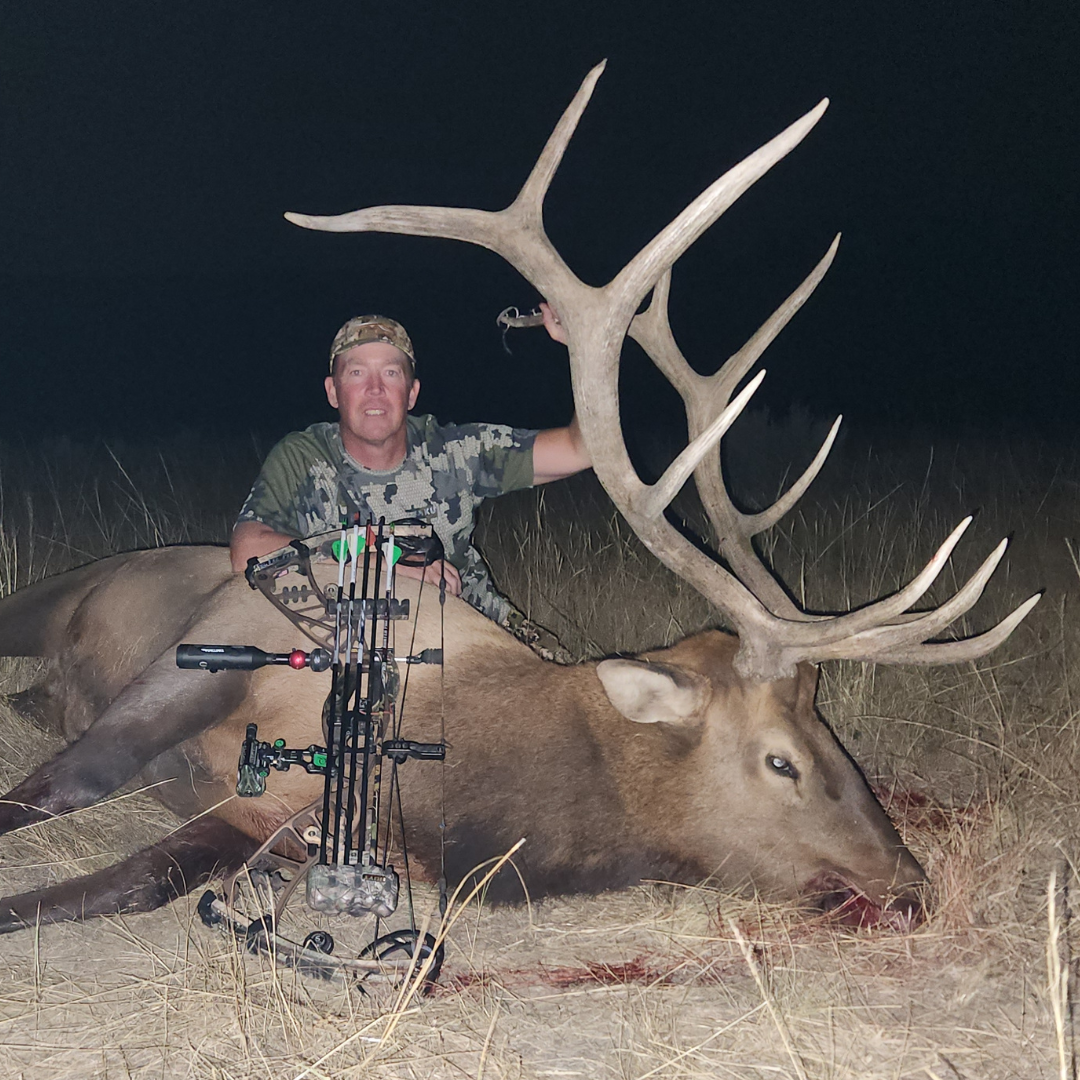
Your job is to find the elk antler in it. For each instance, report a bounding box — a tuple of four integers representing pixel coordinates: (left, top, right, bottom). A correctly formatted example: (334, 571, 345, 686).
(286, 62, 1040, 681)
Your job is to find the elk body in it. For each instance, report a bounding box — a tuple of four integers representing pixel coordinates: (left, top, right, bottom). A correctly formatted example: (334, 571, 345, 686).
(0, 548, 924, 929)
(0, 64, 1037, 934)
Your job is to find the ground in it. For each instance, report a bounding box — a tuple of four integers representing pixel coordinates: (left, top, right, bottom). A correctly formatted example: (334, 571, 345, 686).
(0, 436, 1075, 1079)
(0, 686, 1069, 1079)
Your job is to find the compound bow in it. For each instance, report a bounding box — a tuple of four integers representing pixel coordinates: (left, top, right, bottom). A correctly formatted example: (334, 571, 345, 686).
(177, 516, 448, 986)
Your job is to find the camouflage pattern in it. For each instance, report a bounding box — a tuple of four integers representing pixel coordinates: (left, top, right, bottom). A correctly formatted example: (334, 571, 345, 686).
(236, 415, 537, 624)
(329, 316, 415, 372)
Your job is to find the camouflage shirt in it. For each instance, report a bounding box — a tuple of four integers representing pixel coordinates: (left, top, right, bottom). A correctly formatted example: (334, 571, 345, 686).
(236, 416, 537, 624)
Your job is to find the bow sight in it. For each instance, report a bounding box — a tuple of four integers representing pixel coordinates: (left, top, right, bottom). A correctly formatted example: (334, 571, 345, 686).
(176, 517, 447, 985)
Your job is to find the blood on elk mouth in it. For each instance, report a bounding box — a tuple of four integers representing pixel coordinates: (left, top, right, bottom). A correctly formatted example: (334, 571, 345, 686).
(803, 872, 925, 931)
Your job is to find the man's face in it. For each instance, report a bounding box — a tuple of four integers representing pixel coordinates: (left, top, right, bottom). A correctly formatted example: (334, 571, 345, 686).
(325, 342, 420, 450)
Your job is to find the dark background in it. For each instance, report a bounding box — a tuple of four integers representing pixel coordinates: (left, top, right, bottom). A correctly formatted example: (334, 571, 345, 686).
(1, 0, 1075, 443)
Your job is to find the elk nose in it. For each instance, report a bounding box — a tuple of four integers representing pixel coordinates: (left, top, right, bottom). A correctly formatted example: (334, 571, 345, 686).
(805, 871, 929, 930)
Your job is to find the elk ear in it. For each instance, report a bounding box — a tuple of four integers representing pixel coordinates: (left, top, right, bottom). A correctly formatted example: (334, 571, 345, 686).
(596, 659, 709, 725)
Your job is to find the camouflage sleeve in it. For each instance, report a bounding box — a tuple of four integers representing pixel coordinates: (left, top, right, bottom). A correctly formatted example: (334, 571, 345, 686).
(460, 423, 538, 498)
(235, 435, 317, 536)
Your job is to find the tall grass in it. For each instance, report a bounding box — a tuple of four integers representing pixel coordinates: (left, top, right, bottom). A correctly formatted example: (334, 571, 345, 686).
(0, 434, 263, 595)
(0, 418, 1077, 1078)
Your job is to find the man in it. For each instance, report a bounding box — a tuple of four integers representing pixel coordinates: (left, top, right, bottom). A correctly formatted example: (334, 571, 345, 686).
(230, 306, 591, 628)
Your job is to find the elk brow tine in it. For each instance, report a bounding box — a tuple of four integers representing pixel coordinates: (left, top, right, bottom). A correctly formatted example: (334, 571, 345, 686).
(746, 415, 843, 535)
(737, 516, 972, 665)
(828, 593, 1042, 667)
(636, 371, 766, 520)
(773, 516, 976, 649)
(808, 537, 1012, 660)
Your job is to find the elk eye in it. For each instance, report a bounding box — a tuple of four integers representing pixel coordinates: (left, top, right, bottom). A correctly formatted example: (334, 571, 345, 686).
(767, 755, 799, 781)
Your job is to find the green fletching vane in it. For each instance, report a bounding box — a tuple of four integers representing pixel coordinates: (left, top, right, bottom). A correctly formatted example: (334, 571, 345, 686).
(332, 532, 402, 566)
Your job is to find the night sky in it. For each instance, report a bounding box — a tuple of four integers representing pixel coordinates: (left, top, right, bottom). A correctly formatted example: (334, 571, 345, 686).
(1, 1, 1075, 443)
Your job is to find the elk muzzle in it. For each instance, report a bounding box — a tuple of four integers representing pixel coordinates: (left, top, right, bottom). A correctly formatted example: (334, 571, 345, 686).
(803, 870, 928, 930)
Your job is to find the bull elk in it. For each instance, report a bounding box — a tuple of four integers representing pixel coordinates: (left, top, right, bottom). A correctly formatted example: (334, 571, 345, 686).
(0, 63, 1038, 939)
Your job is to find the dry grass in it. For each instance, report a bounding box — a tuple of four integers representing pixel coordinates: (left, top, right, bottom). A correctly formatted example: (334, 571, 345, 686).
(0, 424, 1077, 1078)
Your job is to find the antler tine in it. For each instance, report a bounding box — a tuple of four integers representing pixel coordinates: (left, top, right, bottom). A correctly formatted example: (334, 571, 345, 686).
(611, 100, 829, 323)
(630, 236, 840, 417)
(628, 269, 702, 399)
(832, 593, 1042, 667)
(284, 66, 614, 298)
(628, 280, 794, 615)
(629, 241, 842, 619)
(772, 517, 977, 648)
(708, 235, 841, 409)
(635, 371, 766, 520)
(693, 238, 843, 566)
(807, 537, 1014, 661)
(285, 203, 499, 246)
(729, 524, 1039, 679)
(745, 415, 842, 533)
(512, 60, 606, 227)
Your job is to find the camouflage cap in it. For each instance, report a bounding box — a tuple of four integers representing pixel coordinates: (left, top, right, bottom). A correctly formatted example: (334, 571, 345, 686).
(329, 316, 415, 373)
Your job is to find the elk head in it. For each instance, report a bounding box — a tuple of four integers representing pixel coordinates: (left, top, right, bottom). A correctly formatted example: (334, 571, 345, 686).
(285, 63, 1040, 923)
(596, 637, 926, 926)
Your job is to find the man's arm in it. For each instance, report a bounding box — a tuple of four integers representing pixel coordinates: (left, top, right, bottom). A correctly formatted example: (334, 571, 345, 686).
(531, 302, 593, 486)
(230, 521, 296, 573)
(532, 416, 592, 485)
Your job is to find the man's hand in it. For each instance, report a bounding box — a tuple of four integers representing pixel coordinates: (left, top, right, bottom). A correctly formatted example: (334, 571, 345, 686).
(396, 559, 462, 596)
(533, 302, 592, 485)
(230, 521, 297, 573)
(540, 302, 568, 346)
